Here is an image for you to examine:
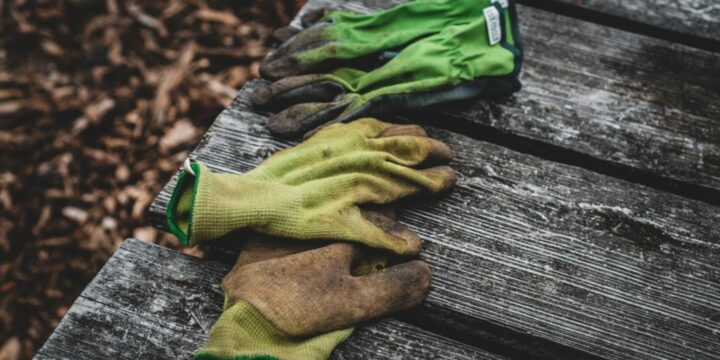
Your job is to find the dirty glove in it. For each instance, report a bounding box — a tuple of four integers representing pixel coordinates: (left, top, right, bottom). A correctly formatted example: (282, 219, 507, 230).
(166, 118, 455, 254)
(194, 232, 431, 360)
(252, 0, 523, 138)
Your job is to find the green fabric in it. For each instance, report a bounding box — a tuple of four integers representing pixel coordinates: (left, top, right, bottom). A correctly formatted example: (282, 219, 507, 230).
(306, 12, 519, 115)
(256, 0, 522, 137)
(166, 118, 452, 253)
(166, 168, 199, 246)
(299, 0, 511, 67)
(193, 300, 352, 360)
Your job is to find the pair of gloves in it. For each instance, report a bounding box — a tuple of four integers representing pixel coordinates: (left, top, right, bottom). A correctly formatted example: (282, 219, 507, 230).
(166, 0, 522, 358)
(168, 119, 454, 359)
(253, 0, 523, 138)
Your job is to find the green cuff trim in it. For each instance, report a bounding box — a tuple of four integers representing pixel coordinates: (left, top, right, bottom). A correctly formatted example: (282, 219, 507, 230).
(501, 0, 523, 78)
(166, 162, 202, 247)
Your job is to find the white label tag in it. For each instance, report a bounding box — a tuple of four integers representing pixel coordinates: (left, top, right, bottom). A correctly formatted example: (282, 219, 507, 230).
(492, 0, 508, 8)
(484, 6, 502, 46)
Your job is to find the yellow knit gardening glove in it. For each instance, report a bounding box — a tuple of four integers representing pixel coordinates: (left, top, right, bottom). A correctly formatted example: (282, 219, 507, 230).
(166, 118, 455, 255)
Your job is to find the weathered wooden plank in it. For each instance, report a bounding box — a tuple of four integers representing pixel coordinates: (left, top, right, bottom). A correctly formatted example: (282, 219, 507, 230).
(150, 82, 720, 359)
(286, 0, 720, 199)
(35, 239, 506, 360)
(542, 0, 720, 42)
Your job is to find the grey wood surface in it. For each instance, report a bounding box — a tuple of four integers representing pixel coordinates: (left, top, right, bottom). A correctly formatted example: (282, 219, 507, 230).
(149, 82, 720, 360)
(291, 0, 720, 197)
(545, 0, 720, 41)
(34, 239, 505, 360)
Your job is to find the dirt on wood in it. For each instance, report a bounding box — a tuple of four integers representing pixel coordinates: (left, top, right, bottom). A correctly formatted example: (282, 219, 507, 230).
(0, 0, 304, 358)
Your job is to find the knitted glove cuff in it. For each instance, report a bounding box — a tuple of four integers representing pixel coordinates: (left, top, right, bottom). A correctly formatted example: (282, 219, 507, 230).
(194, 300, 352, 360)
(166, 162, 202, 246)
(166, 162, 302, 247)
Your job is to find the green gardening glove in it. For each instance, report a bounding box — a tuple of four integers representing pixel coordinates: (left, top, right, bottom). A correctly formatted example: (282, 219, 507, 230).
(194, 232, 431, 360)
(252, 0, 523, 138)
(166, 118, 455, 255)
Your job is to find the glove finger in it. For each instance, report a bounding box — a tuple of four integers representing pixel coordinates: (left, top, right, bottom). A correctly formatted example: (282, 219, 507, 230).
(378, 124, 427, 138)
(416, 165, 456, 194)
(368, 136, 454, 167)
(376, 163, 457, 195)
(301, 117, 399, 141)
(301, 117, 344, 140)
(266, 100, 352, 139)
(310, 167, 453, 255)
(300, 109, 388, 140)
(361, 208, 421, 254)
(252, 119, 393, 175)
(338, 206, 422, 255)
(278, 145, 453, 187)
(260, 25, 332, 80)
(360, 204, 397, 221)
(348, 260, 432, 320)
(311, 93, 404, 139)
(271, 26, 301, 44)
(300, 8, 331, 27)
(251, 75, 346, 109)
(307, 117, 395, 140)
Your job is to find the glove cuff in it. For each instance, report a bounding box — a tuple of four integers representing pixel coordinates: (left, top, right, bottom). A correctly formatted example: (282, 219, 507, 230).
(194, 300, 352, 360)
(166, 161, 203, 246)
(166, 162, 300, 247)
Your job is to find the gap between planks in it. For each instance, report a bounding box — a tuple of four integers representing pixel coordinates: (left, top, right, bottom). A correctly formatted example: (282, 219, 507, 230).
(519, 0, 720, 53)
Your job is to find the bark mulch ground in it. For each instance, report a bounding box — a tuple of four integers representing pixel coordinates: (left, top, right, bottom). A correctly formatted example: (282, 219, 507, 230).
(0, 1, 304, 358)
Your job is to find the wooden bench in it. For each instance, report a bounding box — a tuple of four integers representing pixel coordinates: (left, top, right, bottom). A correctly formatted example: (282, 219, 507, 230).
(37, 0, 720, 359)
(531, 0, 720, 50)
(34, 239, 500, 360)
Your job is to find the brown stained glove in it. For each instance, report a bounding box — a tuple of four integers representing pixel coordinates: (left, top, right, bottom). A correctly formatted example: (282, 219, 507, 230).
(195, 213, 432, 360)
(226, 208, 431, 337)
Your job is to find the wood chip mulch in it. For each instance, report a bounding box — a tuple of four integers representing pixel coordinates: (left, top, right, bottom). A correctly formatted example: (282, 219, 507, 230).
(0, 0, 304, 358)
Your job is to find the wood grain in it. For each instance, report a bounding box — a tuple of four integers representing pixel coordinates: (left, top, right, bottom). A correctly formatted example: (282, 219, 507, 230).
(149, 82, 720, 359)
(289, 0, 720, 197)
(34, 239, 504, 360)
(545, 0, 720, 41)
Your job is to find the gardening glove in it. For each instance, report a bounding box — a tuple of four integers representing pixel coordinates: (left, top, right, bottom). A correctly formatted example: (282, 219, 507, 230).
(166, 118, 455, 255)
(227, 207, 399, 271)
(194, 232, 431, 360)
(252, 0, 523, 138)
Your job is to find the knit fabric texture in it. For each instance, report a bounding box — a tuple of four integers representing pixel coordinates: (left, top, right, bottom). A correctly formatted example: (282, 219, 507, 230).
(166, 118, 454, 254)
(193, 300, 353, 360)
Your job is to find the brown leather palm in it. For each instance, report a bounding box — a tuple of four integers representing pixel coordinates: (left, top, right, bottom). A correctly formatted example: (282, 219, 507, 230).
(224, 217, 432, 337)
